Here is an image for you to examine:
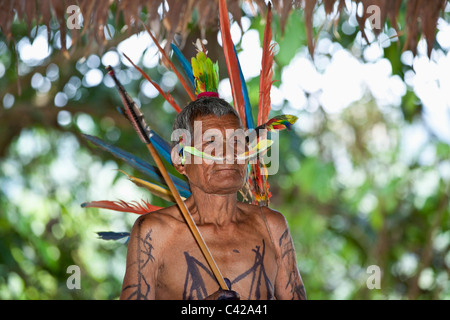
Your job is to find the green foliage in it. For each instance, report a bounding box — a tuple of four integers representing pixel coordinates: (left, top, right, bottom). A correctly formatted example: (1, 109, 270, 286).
(1, 6, 449, 300)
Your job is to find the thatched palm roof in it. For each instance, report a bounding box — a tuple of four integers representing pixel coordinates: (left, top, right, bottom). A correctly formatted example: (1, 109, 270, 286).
(0, 0, 448, 58)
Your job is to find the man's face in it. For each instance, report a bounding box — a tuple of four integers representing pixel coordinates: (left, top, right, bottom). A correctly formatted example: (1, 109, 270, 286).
(181, 113, 248, 195)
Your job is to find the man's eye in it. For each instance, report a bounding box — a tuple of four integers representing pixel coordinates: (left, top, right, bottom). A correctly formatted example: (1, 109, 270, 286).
(236, 138, 248, 146)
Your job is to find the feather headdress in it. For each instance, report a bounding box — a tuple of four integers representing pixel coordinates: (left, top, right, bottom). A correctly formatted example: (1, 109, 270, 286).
(191, 49, 219, 97)
(82, 1, 298, 240)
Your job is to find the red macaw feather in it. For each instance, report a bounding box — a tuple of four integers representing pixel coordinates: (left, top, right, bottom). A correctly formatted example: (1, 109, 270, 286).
(248, 160, 271, 206)
(257, 3, 275, 126)
(81, 199, 162, 215)
(218, 0, 247, 127)
(142, 23, 196, 101)
(122, 53, 182, 113)
(249, 3, 276, 206)
(263, 114, 298, 131)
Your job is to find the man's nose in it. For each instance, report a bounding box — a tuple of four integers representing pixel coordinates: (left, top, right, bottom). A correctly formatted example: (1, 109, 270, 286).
(215, 141, 235, 164)
(224, 145, 235, 164)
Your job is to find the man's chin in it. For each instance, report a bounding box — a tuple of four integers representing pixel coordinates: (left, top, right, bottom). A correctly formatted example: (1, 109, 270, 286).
(206, 179, 245, 195)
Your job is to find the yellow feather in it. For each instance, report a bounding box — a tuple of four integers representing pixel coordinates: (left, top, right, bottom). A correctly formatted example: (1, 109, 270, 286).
(117, 170, 185, 203)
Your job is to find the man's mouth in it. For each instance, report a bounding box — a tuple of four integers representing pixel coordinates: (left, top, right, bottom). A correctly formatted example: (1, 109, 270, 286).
(213, 166, 240, 173)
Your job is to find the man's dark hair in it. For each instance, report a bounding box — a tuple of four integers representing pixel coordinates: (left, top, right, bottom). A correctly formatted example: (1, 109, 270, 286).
(172, 97, 242, 145)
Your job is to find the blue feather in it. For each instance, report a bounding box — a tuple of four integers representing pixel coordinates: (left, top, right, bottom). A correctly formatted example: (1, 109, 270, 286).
(97, 231, 130, 240)
(233, 44, 255, 129)
(82, 134, 191, 198)
(97, 231, 130, 242)
(114, 105, 172, 164)
(171, 43, 195, 88)
(149, 130, 172, 165)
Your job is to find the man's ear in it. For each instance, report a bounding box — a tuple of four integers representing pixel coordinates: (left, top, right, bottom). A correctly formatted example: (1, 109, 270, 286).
(171, 146, 186, 175)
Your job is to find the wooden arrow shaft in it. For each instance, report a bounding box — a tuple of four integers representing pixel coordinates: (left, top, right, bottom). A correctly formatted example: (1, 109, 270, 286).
(145, 142, 229, 291)
(106, 64, 228, 291)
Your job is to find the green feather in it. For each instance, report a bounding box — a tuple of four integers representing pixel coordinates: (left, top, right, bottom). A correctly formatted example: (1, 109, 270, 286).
(191, 51, 219, 95)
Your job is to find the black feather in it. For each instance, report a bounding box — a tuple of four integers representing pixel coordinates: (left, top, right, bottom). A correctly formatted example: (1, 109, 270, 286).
(96, 231, 130, 242)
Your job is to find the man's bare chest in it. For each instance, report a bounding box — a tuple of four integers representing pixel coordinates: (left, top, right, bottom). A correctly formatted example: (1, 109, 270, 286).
(156, 229, 278, 300)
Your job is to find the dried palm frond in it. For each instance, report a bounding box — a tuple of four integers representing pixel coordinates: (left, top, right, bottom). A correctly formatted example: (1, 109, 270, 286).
(1, 0, 448, 59)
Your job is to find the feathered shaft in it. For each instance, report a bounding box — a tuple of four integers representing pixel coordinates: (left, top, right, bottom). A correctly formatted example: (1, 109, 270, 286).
(118, 169, 185, 203)
(142, 23, 196, 101)
(257, 3, 275, 126)
(107, 64, 177, 165)
(82, 134, 191, 198)
(81, 199, 162, 215)
(107, 66, 229, 290)
(122, 53, 182, 113)
(106, 66, 152, 144)
(218, 0, 247, 127)
(114, 102, 173, 164)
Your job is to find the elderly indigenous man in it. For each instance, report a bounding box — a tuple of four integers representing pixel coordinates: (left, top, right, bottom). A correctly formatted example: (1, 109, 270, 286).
(120, 97, 306, 300)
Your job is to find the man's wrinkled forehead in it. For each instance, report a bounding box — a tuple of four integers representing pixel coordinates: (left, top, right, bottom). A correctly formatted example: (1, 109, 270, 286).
(191, 113, 242, 128)
(191, 114, 243, 139)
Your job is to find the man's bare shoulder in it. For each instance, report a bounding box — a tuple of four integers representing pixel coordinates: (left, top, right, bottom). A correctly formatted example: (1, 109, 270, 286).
(131, 205, 185, 242)
(237, 202, 288, 227)
(237, 202, 291, 245)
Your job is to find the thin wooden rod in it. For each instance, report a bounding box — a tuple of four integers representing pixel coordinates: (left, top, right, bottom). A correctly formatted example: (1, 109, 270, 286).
(145, 142, 229, 291)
